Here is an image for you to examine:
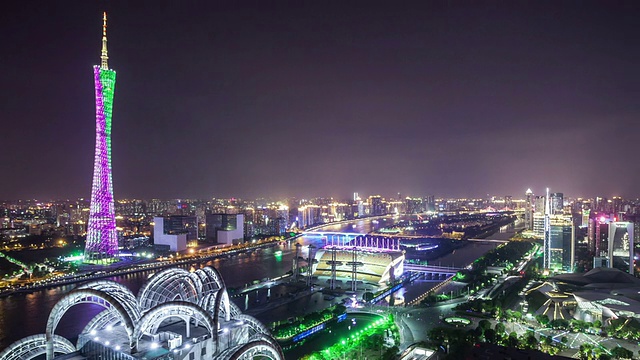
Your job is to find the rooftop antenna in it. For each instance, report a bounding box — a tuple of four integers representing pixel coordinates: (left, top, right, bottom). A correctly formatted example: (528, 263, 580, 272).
(100, 12, 109, 69)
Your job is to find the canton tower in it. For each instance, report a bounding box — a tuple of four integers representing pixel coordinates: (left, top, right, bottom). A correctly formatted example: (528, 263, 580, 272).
(84, 12, 118, 263)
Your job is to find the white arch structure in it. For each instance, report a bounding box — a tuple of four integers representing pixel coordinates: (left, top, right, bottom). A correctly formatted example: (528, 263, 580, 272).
(218, 336, 285, 360)
(132, 301, 215, 350)
(234, 314, 270, 336)
(45, 288, 136, 359)
(137, 268, 199, 310)
(3, 266, 283, 360)
(78, 280, 141, 322)
(79, 309, 121, 341)
(137, 267, 227, 311)
(0, 334, 75, 360)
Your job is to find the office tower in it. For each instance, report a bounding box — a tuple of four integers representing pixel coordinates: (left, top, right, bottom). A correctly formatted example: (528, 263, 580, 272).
(505, 195, 513, 210)
(370, 195, 384, 216)
(612, 196, 623, 214)
(543, 188, 551, 270)
(608, 221, 634, 274)
(549, 215, 575, 272)
(590, 214, 610, 256)
(525, 189, 533, 231)
(206, 213, 245, 244)
(159, 215, 198, 242)
(276, 205, 289, 230)
(84, 13, 118, 263)
(534, 195, 546, 215)
(424, 195, 436, 212)
(153, 217, 187, 252)
(297, 205, 322, 228)
(356, 194, 364, 216)
(550, 192, 564, 214)
(582, 209, 590, 228)
(405, 197, 422, 214)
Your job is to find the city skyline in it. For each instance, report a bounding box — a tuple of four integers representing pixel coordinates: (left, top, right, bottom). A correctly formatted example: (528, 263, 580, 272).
(1, 1, 639, 200)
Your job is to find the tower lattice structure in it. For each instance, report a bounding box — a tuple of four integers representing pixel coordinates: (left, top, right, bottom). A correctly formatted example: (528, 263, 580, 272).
(85, 12, 118, 263)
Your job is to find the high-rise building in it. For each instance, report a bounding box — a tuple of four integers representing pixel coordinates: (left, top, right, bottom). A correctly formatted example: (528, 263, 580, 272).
(84, 13, 118, 263)
(543, 188, 551, 270)
(205, 213, 245, 244)
(153, 217, 187, 252)
(525, 189, 533, 231)
(505, 195, 513, 210)
(550, 192, 564, 214)
(424, 195, 436, 212)
(589, 214, 611, 256)
(608, 221, 634, 274)
(534, 195, 546, 215)
(549, 215, 575, 272)
(159, 215, 198, 242)
(581, 209, 591, 228)
(297, 205, 322, 228)
(370, 195, 384, 216)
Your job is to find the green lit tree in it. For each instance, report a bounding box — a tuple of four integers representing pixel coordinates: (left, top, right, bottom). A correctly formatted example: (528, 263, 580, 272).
(610, 346, 633, 359)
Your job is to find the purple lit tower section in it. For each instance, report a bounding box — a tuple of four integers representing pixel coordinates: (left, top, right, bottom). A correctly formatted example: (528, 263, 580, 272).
(85, 12, 118, 263)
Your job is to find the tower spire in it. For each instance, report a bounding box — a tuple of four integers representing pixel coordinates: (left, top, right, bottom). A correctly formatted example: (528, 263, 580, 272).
(100, 12, 109, 69)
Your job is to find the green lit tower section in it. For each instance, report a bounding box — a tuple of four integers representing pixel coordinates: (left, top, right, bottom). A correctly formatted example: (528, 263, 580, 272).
(85, 12, 118, 263)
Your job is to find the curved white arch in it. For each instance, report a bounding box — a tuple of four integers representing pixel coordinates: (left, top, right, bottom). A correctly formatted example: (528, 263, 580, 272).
(213, 286, 232, 324)
(80, 309, 121, 338)
(45, 288, 135, 360)
(218, 337, 284, 360)
(0, 334, 75, 360)
(78, 280, 141, 321)
(228, 300, 242, 319)
(132, 301, 216, 350)
(234, 314, 270, 337)
(193, 267, 220, 294)
(137, 268, 199, 310)
(201, 266, 225, 290)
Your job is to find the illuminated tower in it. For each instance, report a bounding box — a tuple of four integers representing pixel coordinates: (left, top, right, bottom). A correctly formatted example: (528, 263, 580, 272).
(84, 12, 118, 263)
(543, 187, 551, 270)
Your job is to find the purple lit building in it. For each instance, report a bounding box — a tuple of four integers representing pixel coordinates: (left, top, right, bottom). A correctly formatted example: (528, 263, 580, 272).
(84, 13, 118, 262)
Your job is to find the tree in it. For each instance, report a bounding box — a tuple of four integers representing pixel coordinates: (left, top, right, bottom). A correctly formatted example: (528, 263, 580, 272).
(332, 304, 346, 316)
(478, 319, 491, 331)
(524, 333, 537, 349)
(494, 322, 506, 336)
(536, 314, 550, 326)
(484, 328, 497, 343)
(549, 318, 570, 330)
(382, 345, 399, 360)
(593, 319, 602, 329)
(610, 346, 633, 359)
(579, 344, 594, 360)
(560, 336, 568, 349)
(506, 332, 519, 348)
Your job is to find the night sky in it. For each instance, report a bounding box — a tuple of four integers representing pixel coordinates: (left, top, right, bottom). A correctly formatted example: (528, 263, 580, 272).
(1, 1, 638, 200)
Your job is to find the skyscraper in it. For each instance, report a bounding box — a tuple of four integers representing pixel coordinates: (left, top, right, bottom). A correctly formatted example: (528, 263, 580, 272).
(84, 13, 118, 263)
(550, 192, 564, 214)
(525, 189, 533, 230)
(548, 215, 575, 272)
(608, 221, 634, 274)
(543, 188, 551, 270)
